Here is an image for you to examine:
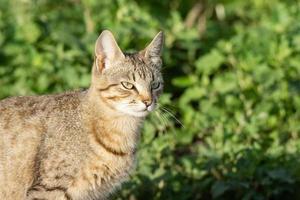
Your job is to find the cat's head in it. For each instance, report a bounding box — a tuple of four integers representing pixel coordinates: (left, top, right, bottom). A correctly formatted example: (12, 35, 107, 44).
(91, 30, 164, 117)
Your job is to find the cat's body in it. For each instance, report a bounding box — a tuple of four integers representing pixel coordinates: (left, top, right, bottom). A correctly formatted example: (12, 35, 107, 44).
(0, 30, 164, 200)
(0, 90, 139, 200)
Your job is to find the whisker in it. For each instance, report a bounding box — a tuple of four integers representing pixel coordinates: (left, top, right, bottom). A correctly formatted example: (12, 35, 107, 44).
(156, 103, 171, 126)
(164, 104, 177, 109)
(154, 109, 168, 130)
(154, 110, 164, 126)
(159, 106, 184, 128)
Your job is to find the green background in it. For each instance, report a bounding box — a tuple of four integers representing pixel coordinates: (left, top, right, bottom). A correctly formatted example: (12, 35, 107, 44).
(1, 0, 300, 199)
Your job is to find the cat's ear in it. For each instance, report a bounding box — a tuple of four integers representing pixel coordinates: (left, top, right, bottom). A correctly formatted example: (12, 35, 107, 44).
(140, 31, 164, 67)
(94, 30, 125, 71)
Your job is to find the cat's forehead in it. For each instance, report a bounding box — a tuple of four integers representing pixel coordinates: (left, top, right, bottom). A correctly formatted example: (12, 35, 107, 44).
(124, 53, 153, 72)
(105, 53, 161, 82)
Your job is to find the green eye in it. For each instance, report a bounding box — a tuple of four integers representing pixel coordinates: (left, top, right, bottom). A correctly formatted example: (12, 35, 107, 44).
(151, 82, 160, 90)
(121, 81, 134, 89)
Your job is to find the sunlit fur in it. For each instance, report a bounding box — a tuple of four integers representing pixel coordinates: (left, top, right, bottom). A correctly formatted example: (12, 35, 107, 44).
(0, 30, 164, 200)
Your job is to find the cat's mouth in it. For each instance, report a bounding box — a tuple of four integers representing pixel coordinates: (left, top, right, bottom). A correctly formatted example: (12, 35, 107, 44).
(114, 101, 156, 117)
(121, 109, 149, 117)
(120, 107, 151, 117)
(131, 106, 155, 117)
(133, 107, 151, 116)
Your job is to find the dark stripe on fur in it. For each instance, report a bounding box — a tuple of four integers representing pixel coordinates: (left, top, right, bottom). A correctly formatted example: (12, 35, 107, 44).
(106, 94, 131, 100)
(91, 123, 128, 156)
(98, 84, 119, 92)
(94, 134, 127, 156)
(28, 184, 72, 200)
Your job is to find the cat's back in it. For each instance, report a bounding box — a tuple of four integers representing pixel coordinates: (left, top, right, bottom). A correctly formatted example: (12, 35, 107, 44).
(0, 93, 50, 134)
(0, 90, 85, 119)
(0, 90, 86, 155)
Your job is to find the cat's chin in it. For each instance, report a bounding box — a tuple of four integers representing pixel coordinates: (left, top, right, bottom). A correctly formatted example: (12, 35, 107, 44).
(122, 106, 156, 117)
(122, 110, 149, 118)
(115, 108, 149, 118)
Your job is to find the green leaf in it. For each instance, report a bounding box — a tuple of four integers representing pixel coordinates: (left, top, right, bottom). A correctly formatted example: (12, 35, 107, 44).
(172, 75, 198, 88)
(196, 50, 224, 75)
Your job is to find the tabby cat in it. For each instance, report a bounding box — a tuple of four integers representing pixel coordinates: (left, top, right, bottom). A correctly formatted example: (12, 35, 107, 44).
(0, 30, 164, 200)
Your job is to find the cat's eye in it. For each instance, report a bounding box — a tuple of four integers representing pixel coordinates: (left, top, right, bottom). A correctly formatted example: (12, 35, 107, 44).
(121, 81, 134, 90)
(151, 82, 160, 90)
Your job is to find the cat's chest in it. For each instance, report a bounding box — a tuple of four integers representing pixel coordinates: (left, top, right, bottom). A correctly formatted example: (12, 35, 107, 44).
(68, 150, 136, 200)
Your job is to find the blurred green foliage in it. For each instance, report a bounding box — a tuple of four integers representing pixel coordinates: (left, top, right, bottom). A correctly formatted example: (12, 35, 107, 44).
(1, 0, 300, 199)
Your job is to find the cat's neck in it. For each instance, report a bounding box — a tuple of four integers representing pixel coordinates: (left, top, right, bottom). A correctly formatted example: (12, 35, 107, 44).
(81, 88, 144, 155)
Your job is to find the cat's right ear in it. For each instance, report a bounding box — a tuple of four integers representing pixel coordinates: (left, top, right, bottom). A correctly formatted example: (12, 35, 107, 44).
(94, 30, 125, 72)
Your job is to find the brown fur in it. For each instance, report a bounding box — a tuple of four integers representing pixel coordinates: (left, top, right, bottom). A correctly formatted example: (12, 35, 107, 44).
(0, 30, 164, 200)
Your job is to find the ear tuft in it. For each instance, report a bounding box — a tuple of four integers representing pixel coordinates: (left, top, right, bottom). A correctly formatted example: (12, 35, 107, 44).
(94, 30, 125, 71)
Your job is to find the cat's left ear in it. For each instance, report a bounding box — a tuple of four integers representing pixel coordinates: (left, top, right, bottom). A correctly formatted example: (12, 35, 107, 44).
(140, 31, 164, 67)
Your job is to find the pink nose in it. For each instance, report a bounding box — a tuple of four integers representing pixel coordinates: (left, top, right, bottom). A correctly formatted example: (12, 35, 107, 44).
(142, 99, 152, 107)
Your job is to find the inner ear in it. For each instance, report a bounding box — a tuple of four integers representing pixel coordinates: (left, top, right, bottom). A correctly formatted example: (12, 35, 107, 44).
(94, 30, 125, 71)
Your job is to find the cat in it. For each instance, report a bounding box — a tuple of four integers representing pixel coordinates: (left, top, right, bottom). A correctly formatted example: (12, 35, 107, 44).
(0, 30, 164, 200)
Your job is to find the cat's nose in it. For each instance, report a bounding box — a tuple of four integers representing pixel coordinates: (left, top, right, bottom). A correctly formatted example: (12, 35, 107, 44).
(142, 99, 152, 107)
